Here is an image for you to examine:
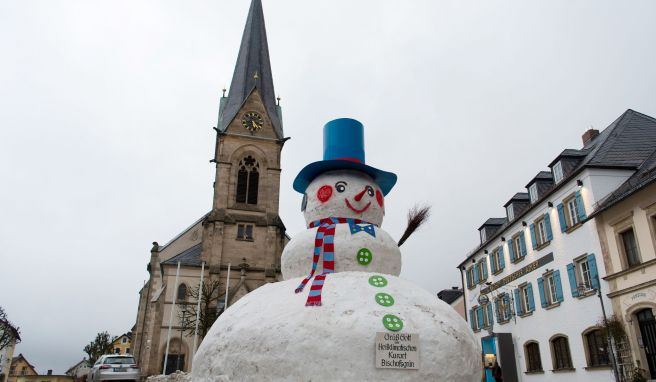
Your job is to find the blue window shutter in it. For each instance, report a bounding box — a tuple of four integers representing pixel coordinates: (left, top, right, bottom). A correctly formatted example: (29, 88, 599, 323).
(469, 308, 476, 330)
(557, 203, 567, 232)
(482, 259, 488, 279)
(554, 270, 564, 302)
(588, 253, 599, 290)
(519, 231, 527, 257)
(503, 294, 511, 318)
(537, 277, 547, 308)
(527, 282, 535, 312)
(567, 263, 579, 297)
(514, 288, 522, 315)
(544, 213, 553, 241)
(576, 190, 587, 220)
(473, 265, 480, 284)
(494, 298, 500, 323)
(498, 246, 505, 270)
(487, 304, 493, 325)
(490, 255, 496, 274)
(466, 269, 472, 288)
(508, 240, 515, 262)
(529, 224, 537, 249)
(476, 306, 484, 328)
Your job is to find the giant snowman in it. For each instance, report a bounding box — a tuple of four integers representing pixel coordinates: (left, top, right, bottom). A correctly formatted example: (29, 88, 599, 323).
(193, 118, 480, 381)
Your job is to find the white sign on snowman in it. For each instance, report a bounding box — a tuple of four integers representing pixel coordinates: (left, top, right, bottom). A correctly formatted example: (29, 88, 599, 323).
(192, 118, 482, 382)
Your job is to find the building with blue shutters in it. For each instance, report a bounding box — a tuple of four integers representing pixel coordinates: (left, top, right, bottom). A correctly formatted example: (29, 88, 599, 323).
(458, 109, 656, 382)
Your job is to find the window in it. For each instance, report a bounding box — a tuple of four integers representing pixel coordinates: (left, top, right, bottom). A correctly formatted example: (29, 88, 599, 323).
(557, 191, 586, 232)
(529, 184, 538, 203)
(551, 335, 573, 370)
(114, 348, 120, 354)
(466, 267, 475, 289)
(490, 246, 504, 274)
(235, 156, 259, 205)
(476, 258, 488, 283)
(126, 348, 130, 354)
(122, 337, 127, 344)
(507, 204, 515, 221)
(619, 228, 641, 267)
(553, 161, 564, 183)
(495, 293, 512, 323)
(514, 283, 535, 316)
(237, 223, 254, 240)
(480, 228, 487, 243)
(538, 271, 564, 307)
(530, 214, 552, 249)
(509, 232, 526, 262)
(525, 341, 543, 372)
(584, 329, 609, 367)
(566, 254, 600, 297)
(469, 304, 493, 331)
(177, 283, 187, 301)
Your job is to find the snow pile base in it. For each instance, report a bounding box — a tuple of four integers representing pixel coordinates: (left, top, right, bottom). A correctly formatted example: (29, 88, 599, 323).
(146, 371, 192, 382)
(193, 272, 481, 382)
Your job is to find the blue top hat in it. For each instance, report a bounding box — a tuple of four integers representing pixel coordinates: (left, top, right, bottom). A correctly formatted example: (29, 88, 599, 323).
(293, 118, 397, 195)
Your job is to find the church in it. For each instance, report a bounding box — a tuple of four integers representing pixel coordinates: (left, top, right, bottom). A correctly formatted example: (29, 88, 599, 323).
(131, 0, 289, 376)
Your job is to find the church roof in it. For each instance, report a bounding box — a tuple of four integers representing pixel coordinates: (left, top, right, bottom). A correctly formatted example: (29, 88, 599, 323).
(219, 0, 283, 138)
(162, 243, 203, 267)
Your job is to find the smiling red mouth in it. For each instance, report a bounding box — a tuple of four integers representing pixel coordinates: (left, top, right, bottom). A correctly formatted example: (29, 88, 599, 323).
(345, 199, 371, 214)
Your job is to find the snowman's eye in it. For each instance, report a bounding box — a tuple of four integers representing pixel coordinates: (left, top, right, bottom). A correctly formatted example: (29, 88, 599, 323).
(366, 186, 374, 197)
(335, 181, 347, 193)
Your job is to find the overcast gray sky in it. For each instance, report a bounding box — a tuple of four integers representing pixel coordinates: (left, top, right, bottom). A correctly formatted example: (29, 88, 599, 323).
(2, 0, 656, 374)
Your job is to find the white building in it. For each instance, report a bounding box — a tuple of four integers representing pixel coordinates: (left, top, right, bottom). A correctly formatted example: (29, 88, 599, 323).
(458, 109, 656, 382)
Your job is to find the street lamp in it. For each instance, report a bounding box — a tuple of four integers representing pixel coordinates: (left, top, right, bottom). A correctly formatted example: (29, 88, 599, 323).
(577, 276, 620, 382)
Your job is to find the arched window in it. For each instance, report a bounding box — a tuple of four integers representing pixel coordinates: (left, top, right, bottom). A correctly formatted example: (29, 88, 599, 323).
(236, 156, 259, 205)
(524, 341, 543, 372)
(551, 335, 573, 370)
(584, 329, 609, 367)
(177, 283, 187, 301)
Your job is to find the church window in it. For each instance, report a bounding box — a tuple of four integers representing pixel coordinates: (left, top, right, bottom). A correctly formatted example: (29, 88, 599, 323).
(177, 284, 187, 301)
(237, 223, 254, 241)
(236, 156, 259, 205)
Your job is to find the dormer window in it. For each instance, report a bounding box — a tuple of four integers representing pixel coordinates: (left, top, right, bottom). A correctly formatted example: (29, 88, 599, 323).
(480, 229, 487, 243)
(528, 184, 538, 203)
(506, 204, 515, 221)
(553, 161, 564, 183)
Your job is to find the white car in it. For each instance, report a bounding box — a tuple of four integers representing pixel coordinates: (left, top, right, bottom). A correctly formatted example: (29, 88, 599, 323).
(88, 355, 140, 382)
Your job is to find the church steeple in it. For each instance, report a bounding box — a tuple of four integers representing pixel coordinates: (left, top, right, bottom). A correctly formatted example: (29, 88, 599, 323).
(218, 0, 282, 138)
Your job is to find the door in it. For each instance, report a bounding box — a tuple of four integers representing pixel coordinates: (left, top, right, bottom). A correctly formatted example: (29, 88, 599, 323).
(637, 308, 656, 378)
(162, 354, 185, 375)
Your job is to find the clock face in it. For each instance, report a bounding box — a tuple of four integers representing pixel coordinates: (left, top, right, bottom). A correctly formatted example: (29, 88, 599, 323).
(241, 111, 264, 132)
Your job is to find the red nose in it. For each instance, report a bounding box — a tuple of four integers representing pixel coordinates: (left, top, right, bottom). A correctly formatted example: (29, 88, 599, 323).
(354, 187, 367, 202)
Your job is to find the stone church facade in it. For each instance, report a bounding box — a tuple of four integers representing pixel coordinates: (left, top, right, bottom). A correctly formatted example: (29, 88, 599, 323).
(131, 0, 289, 377)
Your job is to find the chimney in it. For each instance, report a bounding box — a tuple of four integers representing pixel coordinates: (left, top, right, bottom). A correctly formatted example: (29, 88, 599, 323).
(47, 370, 52, 375)
(582, 129, 599, 145)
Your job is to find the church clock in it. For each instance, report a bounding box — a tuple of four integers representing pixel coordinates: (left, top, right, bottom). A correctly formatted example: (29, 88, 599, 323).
(242, 111, 264, 132)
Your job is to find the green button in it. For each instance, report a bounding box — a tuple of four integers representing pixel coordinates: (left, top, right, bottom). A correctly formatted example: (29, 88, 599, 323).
(382, 314, 404, 331)
(375, 293, 395, 307)
(368, 275, 388, 287)
(357, 248, 373, 265)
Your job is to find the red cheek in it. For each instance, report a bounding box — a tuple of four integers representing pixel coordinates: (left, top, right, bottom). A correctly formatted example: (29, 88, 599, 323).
(317, 185, 333, 203)
(375, 189, 384, 207)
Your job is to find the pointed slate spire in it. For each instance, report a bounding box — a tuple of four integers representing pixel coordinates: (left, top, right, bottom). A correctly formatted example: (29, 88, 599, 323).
(219, 0, 282, 138)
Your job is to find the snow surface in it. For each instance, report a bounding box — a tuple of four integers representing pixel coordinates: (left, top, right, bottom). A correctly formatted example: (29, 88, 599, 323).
(192, 272, 481, 381)
(281, 225, 401, 279)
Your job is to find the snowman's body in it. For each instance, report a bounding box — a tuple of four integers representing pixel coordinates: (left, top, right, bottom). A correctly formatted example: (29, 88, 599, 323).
(193, 169, 481, 381)
(281, 224, 401, 279)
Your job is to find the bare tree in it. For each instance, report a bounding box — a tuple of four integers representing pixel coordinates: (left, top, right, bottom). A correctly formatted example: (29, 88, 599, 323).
(83, 331, 117, 365)
(0, 306, 21, 351)
(178, 280, 223, 339)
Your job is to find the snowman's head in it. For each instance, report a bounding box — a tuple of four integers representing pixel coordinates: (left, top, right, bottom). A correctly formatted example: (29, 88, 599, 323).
(302, 170, 385, 226)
